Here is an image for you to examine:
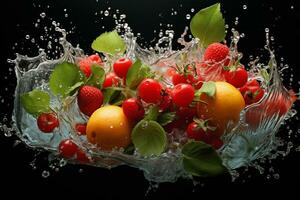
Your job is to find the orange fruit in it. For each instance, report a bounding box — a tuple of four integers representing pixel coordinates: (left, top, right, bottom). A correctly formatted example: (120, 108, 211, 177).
(86, 105, 132, 151)
(197, 81, 245, 136)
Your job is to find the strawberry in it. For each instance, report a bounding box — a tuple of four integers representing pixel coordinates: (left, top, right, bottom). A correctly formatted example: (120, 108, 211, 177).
(77, 86, 103, 116)
(203, 43, 229, 63)
(78, 54, 102, 77)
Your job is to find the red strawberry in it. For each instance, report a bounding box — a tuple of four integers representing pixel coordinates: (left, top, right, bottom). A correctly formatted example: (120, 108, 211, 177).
(77, 86, 103, 116)
(203, 43, 229, 63)
(78, 54, 102, 77)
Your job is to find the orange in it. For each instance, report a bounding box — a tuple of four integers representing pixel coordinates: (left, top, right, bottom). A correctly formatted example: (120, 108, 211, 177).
(86, 105, 132, 151)
(197, 81, 245, 136)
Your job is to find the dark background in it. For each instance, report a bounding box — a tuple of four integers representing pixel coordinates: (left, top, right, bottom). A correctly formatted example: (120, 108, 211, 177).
(1, 0, 300, 198)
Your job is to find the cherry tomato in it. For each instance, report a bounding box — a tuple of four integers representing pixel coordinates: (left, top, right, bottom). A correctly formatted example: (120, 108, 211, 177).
(239, 80, 264, 105)
(103, 72, 119, 88)
(171, 83, 195, 107)
(58, 139, 78, 159)
(113, 57, 132, 78)
(122, 98, 145, 121)
(159, 89, 172, 111)
(75, 123, 87, 135)
(37, 113, 59, 133)
(78, 54, 102, 77)
(138, 79, 163, 104)
(224, 67, 248, 88)
(186, 122, 213, 144)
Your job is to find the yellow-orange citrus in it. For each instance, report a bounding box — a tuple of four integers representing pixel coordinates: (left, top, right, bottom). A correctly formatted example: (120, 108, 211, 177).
(86, 105, 132, 151)
(197, 81, 245, 136)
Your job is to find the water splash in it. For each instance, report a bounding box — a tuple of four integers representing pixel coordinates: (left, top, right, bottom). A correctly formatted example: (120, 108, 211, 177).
(2, 7, 298, 183)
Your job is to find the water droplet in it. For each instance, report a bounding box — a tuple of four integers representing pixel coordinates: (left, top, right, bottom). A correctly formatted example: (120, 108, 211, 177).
(110, 125, 114, 129)
(265, 28, 269, 33)
(273, 173, 280, 179)
(104, 10, 109, 16)
(186, 14, 191, 20)
(41, 170, 50, 178)
(64, 8, 67, 12)
(191, 8, 195, 13)
(65, 14, 68, 18)
(25, 35, 30, 40)
(173, 11, 177, 15)
(291, 5, 294, 10)
(40, 12, 46, 18)
(243, 5, 247, 10)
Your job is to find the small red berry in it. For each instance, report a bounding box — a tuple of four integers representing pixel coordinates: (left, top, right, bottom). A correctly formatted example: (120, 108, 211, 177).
(122, 98, 145, 121)
(103, 72, 119, 88)
(138, 79, 163, 104)
(58, 139, 78, 159)
(75, 123, 87, 135)
(171, 83, 195, 107)
(37, 113, 59, 133)
(113, 57, 133, 78)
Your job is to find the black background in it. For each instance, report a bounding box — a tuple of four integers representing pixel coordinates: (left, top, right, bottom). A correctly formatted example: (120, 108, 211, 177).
(1, 0, 300, 198)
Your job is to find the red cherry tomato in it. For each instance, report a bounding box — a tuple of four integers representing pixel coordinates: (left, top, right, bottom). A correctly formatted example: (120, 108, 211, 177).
(138, 79, 163, 104)
(113, 57, 132, 78)
(122, 98, 145, 121)
(103, 72, 119, 88)
(37, 113, 59, 133)
(159, 89, 172, 111)
(75, 123, 87, 135)
(58, 139, 78, 159)
(224, 67, 248, 88)
(186, 122, 213, 144)
(76, 149, 90, 163)
(78, 54, 102, 77)
(171, 83, 195, 107)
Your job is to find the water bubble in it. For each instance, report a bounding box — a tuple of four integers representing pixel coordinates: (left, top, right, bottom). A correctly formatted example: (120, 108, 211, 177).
(234, 17, 239, 25)
(104, 10, 109, 16)
(41, 170, 50, 178)
(186, 14, 191, 20)
(273, 173, 280, 179)
(40, 12, 46, 18)
(59, 159, 67, 167)
(191, 8, 195, 13)
(243, 5, 247, 10)
(25, 35, 30, 40)
(265, 28, 269, 33)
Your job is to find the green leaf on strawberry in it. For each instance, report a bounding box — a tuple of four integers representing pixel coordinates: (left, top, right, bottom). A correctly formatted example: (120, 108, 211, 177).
(126, 59, 152, 89)
(182, 141, 227, 177)
(20, 89, 50, 117)
(190, 3, 225, 47)
(91, 30, 126, 55)
(85, 64, 105, 89)
(49, 62, 86, 98)
(132, 120, 167, 156)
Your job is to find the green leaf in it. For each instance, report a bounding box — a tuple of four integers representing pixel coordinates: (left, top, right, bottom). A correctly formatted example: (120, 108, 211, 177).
(20, 89, 50, 117)
(190, 3, 225, 47)
(49, 62, 86, 98)
(132, 120, 167, 156)
(144, 106, 159, 121)
(102, 87, 124, 105)
(91, 30, 126, 55)
(195, 81, 216, 98)
(126, 59, 152, 89)
(85, 64, 105, 89)
(157, 112, 176, 126)
(65, 81, 84, 96)
(182, 141, 227, 177)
